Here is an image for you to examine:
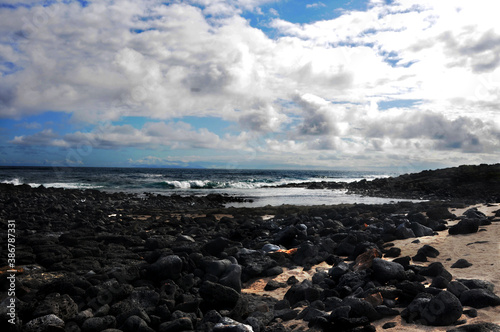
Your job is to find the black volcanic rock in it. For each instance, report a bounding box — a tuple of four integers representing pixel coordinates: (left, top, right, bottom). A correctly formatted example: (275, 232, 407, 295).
(457, 279, 495, 292)
(371, 258, 405, 284)
(447, 281, 470, 298)
(460, 289, 500, 308)
(284, 280, 321, 306)
(148, 255, 183, 281)
(346, 164, 500, 202)
(199, 281, 241, 311)
(449, 219, 480, 235)
(463, 208, 487, 220)
(415, 244, 440, 259)
(419, 262, 452, 282)
(342, 296, 382, 321)
(32, 293, 78, 321)
(383, 247, 401, 258)
(420, 291, 463, 326)
(451, 259, 473, 269)
(2, 166, 499, 332)
(410, 222, 435, 237)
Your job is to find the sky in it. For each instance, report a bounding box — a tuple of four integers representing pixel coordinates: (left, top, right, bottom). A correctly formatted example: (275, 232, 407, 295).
(0, 0, 499, 171)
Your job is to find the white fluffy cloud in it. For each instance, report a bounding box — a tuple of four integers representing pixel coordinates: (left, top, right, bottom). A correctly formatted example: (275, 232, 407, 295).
(1, 0, 499, 168)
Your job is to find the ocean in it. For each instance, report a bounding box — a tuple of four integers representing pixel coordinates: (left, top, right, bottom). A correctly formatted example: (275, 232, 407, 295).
(0, 166, 419, 207)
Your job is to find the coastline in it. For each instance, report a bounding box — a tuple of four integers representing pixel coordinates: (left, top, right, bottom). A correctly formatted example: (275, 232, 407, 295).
(1, 164, 500, 332)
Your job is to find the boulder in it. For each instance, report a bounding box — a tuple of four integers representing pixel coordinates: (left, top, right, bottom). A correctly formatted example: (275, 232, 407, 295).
(329, 262, 350, 279)
(297, 307, 328, 322)
(204, 259, 232, 277)
(293, 241, 319, 267)
(394, 224, 415, 239)
(410, 222, 434, 237)
(342, 296, 382, 321)
(32, 293, 78, 320)
(122, 315, 152, 332)
(284, 280, 321, 306)
(213, 317, 253, 332)
(203, 237, 230, 256)
(463, 208, 487, 220)
(384, 247, 401, 258)
(420, 291, 463, 326)
(24, 314, 65, 332)
(416, 245, 440, 258)
(158, 317, 193, 332)
(431, 276, 450, 289)
(219, 264, 243, 292)
(458, 279, 495, 292)
(460, 289, 500, 308)
(149, 255, 183, 280)
(426, 207, 455, 221)
(419, 262, 452, 282)
(393, 256, 411, 268)
(408, 212, 428, 225)
(401, 294, 432, 323)
(130, 288, 160, 311)
(264, 280, 287, 291)
(447, 281, 470, 298)
(82, 316, 116, 332)
(274, 308, 298, 321)
(371, 258, 405, 283)
(274, 226, 299, 246)
(451, 259, 472, 269)
(396, 281, 426, 305)
(199, 281, 241, 310)
(449, 219, 480, 235)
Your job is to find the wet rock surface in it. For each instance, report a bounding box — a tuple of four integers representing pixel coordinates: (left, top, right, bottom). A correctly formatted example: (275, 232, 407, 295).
(1, 169, 500, 331)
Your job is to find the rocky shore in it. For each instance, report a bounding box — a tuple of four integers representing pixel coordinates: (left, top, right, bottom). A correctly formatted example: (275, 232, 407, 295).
(270, 164, 500, 203)
(2, 164, 500, 332)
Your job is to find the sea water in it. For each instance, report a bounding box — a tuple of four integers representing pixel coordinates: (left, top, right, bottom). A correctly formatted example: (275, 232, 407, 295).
(0, 166, 420, 207)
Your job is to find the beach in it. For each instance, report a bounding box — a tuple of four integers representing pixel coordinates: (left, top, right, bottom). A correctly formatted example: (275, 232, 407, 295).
(241, 203, 500, 331)
(1, 164, 500, 332)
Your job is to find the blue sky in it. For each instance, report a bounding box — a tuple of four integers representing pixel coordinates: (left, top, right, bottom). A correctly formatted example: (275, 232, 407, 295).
(1, 0, 499, 170)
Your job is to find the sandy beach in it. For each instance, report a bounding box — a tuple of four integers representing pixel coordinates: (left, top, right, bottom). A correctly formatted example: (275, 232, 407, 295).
(242, 203, 500, 331)
(372, 203, 500, 331)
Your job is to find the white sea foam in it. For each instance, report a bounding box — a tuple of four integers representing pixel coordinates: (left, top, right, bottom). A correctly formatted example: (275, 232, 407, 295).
(2, 180, 103, 189)
(1, 178, 22, 186)
(160, 176, 383, 190)
(36, 182, 104, 189)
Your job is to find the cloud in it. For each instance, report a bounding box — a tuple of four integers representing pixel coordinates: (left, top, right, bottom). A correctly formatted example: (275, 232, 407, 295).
(19, 122, 41, 129)
(294, 94, 340, 136)
(2, 0, 500, 168)
(8, 121, 253, 151)
(439, 29, 500, 73)
(306, 2, 326, 9)
(359, 110, 500, 153)
(10, 129, 67, 147)
(238, 103, 288, 132)
(0, 2, 279, 121)
(127, 155, 192, 167)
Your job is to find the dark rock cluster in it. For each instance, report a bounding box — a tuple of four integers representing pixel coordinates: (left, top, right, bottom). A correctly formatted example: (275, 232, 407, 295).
(1, 179, 500, 331)
(270, 164, 500, 203)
